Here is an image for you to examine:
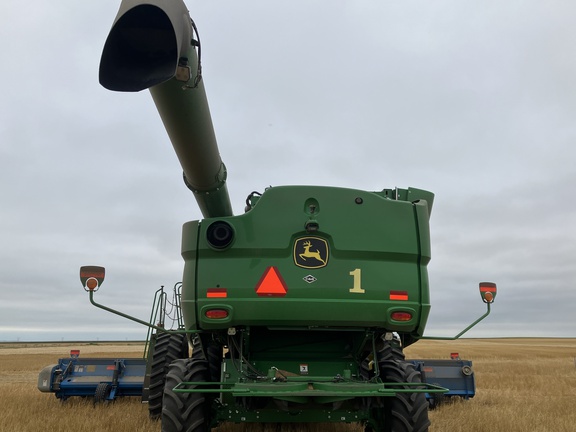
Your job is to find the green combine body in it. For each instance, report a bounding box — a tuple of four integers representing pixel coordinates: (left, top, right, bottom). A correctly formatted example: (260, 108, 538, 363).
(186, 185, 434, 337)
(81, 1, 496, 431)
(181, 185, 437, 428)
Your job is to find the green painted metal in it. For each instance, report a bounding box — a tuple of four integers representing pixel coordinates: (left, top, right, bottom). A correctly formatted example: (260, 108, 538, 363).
(99, 0, 232, 218)
(213, 405, 367, 424)
(185, 185, 433, 337)
(419, 302, 492, 340)
(88, 290, 198, 336)
(173, 380, 447, 397)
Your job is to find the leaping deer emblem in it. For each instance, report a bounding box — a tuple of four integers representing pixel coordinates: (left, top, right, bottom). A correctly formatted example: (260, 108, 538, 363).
(299, 240, 327, 265)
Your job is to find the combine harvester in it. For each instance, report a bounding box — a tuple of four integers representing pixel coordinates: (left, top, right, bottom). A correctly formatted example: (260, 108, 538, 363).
(40, 1, 498, 431)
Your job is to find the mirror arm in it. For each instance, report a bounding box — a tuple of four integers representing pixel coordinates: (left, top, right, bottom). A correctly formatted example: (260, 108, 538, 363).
(418, 302, 491, 341)
(87, 290, 197, 335)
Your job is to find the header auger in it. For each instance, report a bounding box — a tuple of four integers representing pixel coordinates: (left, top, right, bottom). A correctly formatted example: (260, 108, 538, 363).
(71, 1, 498, 431)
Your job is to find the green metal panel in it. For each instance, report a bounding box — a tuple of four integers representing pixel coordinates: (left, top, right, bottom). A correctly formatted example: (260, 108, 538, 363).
(413, 199, 433, 340)
(181, 220, 199, 330)
(181, 185, 432, 336)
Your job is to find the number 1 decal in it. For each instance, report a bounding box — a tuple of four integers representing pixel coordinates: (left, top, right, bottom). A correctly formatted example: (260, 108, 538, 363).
(349, 268, 365, 294)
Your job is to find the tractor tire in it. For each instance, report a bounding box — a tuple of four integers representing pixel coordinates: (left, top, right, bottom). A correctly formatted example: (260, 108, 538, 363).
(377, 342, 406, 363)
(94, 383, 111, 404)
(361, 340, 405, 380)
(148, 333, 189, 420)
(428, 392, 445, 410)
(191, 335, 222, 383)
(367, 360, 430, 432)
(191, 335, 207, 361)
(206, 343, 222, 383)
(162, 358, 210, 432)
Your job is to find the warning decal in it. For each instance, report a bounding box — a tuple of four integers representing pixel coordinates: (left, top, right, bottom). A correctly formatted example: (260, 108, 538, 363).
(255, 266, 288, 297)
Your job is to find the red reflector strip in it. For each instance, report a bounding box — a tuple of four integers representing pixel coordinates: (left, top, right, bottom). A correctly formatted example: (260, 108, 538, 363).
(80, 270, 105, 279)
(390, 290, 408, 301)
(207, 288, 227, 298)
(480, 286, 497, 292)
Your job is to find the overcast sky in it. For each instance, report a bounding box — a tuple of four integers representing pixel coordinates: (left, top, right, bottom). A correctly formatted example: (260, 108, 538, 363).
(1, 0, 575, 342)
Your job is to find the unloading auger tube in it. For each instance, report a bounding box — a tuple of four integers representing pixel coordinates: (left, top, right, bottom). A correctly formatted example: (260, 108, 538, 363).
(99, 0, 232, 218)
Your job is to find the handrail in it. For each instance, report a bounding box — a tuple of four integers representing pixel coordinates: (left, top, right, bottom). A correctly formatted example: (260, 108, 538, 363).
(143, 287, 167, 358)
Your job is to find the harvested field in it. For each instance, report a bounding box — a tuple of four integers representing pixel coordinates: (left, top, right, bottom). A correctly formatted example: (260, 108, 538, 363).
(1, 339, 575, 431)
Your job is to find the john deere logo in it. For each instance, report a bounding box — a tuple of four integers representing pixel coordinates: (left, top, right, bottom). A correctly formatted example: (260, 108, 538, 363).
(294, 237, 329, 269)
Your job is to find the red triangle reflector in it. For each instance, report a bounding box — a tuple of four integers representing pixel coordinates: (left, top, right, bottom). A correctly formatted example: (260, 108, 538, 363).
(255, 266, 288, 297)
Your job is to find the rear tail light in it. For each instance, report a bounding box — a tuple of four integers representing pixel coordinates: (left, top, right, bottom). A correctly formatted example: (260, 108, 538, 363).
(391, 311, 412, 322)
(205, 309, 229, 319)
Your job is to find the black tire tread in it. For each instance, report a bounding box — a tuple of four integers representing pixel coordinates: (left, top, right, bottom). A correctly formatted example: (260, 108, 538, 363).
(162, 358, 209, 432)
(149, 333, 189, 419)
(380, 360, 430, 432)
(191, 335, 222, 383)
(361, 340, 405, 381)
(94, 382, 111, 404)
